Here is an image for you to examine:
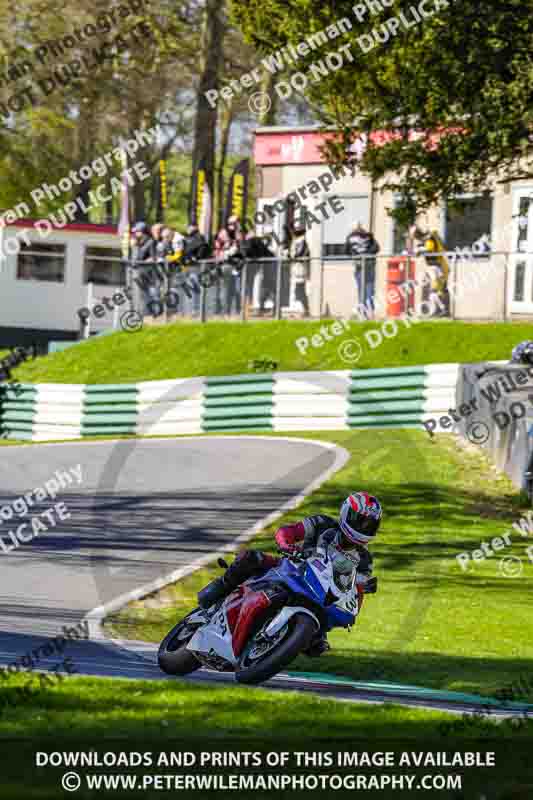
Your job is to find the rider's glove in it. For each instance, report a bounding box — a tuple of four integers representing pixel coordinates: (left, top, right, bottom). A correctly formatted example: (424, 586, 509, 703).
(363, 577, 378, 594)
(278, 542, 299, 555)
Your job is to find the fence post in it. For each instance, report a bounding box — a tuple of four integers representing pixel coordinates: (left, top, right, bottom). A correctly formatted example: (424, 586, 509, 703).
(503, 253, 509, 322)
(362, 255, 367, 312)
(448, 251, 457, 319)
(240, 262, 247, 322)
(318, 257, 324, 319)
(200, 281, 207, 322)
(84, 282, 93, 338)
(275, 257, 282, 320)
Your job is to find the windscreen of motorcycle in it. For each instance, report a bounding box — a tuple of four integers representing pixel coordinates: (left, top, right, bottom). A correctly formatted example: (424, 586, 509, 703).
(326, 543, 358, 593)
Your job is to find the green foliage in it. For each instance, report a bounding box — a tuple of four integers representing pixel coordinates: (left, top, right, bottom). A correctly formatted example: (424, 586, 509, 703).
(0, 0, 199, 221)
(232, 0, 533, 213)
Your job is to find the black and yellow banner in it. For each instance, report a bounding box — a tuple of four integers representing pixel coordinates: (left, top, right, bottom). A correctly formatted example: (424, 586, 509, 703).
(189, 158, 212, 238)
(224, 159, 249, 229)
(158, 159, 167, 222)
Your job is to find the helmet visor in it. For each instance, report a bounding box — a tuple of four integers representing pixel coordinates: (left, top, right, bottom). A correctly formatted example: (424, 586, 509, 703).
(345, 506, 380, 538)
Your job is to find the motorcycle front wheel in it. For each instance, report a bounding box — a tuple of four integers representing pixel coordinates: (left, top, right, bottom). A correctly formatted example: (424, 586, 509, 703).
(157, 611, 202, 676)
(235, 613, 317, 685)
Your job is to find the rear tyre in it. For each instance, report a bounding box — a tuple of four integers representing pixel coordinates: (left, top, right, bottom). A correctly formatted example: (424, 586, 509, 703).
(158, 613, 202, 676)
(235, 613, 317, 685)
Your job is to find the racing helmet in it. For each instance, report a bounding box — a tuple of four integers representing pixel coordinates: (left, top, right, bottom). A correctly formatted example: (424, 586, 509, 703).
(511, 340, 533, 366)
(338, 492, 382, 548)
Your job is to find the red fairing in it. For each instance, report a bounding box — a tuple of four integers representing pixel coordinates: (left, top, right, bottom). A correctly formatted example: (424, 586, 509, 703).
(225, 588, 245, 632)
(275, 521, 305, 550)
(231, 589, 271, 657)
(356, 584, 365, 611)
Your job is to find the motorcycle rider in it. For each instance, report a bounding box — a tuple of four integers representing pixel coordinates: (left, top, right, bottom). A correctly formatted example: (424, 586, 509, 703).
(198, 492, 382, 655)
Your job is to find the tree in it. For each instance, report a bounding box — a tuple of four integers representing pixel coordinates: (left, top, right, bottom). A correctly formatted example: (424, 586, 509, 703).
(0, 0, 199, 222)
(191, 0, 227, 234)
(232, 0, 533, 216)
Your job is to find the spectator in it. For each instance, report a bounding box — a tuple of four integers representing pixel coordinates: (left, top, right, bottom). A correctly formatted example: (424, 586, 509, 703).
(182, 224, 208, 317)
(289, 226, 310, 316)
(131, 221, 156, 263)
(151, 223, 164, 247)
(184, 224, 209, 262)
(345, 221, 380, 314)
(260, 233, 279, 314)
(215, 215, 244, 316)
(156, 226, 176, 260)
(131, 221, 158, 317)
(240, 233, 276, 315)
(422, 230, 450, 316)
(404, 225, 427, 256)
(154, 226, 182, 317)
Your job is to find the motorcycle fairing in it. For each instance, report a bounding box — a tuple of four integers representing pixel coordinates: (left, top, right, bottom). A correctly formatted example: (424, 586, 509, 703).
(231, 588, 272, 657)
(187, 603, 237, 665)
(259, 556, 356, 630)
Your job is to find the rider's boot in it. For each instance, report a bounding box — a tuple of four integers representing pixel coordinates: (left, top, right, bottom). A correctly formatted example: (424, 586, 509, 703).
(198, 576, 231, 609)
(305, 632, 330, 657)
(197, 550, 276, 610)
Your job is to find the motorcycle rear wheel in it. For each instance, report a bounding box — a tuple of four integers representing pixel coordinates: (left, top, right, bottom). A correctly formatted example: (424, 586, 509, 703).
(158, 612, 202, 676)
(235, 613, 317, 685)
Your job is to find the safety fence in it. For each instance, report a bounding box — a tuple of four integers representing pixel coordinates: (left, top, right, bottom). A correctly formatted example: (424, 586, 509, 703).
(85, 248, 511, 333)
(456, 362, 533, 497)
(0, 364, 458, 442)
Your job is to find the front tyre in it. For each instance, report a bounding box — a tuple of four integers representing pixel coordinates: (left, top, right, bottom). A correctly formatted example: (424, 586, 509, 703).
(158, 612, 202, 676)
(235, 613, 317, 685)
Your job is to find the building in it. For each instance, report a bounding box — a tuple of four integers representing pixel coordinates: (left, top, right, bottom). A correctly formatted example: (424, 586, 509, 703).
(253, 125, 533, 321)
(0, 218, 121, 348)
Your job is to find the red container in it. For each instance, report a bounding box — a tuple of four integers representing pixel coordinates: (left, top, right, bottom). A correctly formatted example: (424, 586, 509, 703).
(386, 257, 416, 317)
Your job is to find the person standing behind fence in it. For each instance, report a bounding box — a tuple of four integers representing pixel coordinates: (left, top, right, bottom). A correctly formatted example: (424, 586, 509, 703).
(184, 224, 209, 261)
(215, 215, 244, 317)
(131, 221, 157, 317)
(421, 230, 450, 316)
(183, 224, 208, 317)
(153, 226, 178, 316)
(290, 226, 310, 317)
(345, 221, 380, 316)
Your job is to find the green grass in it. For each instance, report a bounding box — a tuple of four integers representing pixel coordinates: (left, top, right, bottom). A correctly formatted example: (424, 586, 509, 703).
(107, 429, 533, 702)
(0, 672, 470, 740)
(3, 672, 531, 799)
(8, 319, 533, 384)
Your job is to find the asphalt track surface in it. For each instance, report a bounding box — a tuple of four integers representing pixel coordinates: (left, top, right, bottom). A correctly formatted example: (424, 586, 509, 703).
(0, 435, 531, 719)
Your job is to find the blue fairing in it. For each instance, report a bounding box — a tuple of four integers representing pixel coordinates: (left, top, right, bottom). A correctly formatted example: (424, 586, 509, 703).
(252, 557, 355, 632)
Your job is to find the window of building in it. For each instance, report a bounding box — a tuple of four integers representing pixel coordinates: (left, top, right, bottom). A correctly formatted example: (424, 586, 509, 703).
(445, 194, 493, 252)
(391, 221, 409, 256)
(516, 196, 530, 253)
(84, 246, 125, 285)
(321, 195, 370, 257)
(16, 242, 66, 282)
(514, 261, 526, 302)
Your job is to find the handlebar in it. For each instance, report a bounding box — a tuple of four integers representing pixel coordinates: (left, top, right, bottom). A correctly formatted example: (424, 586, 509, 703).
(277, 547, 310, 562)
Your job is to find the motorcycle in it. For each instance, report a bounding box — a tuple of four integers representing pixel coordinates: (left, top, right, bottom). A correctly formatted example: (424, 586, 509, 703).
(158, 544, 376, 685)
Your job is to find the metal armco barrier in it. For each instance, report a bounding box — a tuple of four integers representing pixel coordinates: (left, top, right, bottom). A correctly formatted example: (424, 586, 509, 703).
(456, 362, 533, 498)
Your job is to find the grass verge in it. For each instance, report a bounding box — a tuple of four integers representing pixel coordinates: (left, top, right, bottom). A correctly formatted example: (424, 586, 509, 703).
(8, 319, 533, 384)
